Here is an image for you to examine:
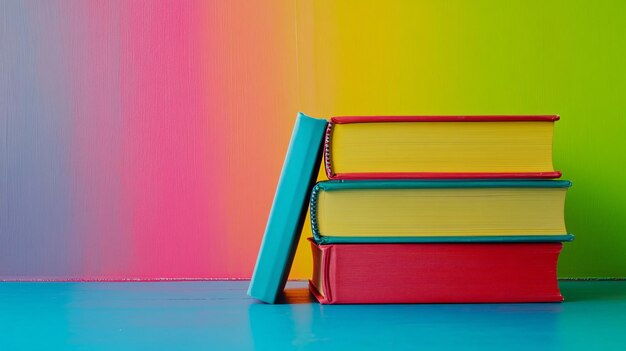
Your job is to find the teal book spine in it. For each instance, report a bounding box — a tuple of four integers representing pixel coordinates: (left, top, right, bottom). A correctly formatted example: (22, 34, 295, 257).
(310, 180, 574, 244)
(248, 113, 327, 303)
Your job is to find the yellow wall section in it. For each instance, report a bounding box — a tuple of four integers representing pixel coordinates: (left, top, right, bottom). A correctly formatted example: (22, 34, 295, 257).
(317, 188, 567, 237)
(291, 0, 626, 278)
(331, 122, 555, 173)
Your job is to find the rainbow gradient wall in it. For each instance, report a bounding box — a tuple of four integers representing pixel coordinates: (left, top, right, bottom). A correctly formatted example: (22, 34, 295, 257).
(1, 0, 625, 280)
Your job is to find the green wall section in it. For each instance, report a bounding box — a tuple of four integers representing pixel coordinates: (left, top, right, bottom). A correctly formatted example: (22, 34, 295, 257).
(297, 1, 626, 277)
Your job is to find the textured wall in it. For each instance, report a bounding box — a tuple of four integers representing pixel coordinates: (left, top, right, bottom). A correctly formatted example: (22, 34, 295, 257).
(1, 0, 625, 280)
(1, 0, 299, 279)
(295, 0, 626, 278)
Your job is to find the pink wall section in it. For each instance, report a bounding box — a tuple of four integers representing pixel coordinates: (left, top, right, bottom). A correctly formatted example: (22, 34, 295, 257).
(1, 0, 299, 279)
(117, 1, 219, 278)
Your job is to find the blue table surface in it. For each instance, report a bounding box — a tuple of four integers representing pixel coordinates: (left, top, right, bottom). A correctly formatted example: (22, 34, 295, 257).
(1, 281, 625, 350)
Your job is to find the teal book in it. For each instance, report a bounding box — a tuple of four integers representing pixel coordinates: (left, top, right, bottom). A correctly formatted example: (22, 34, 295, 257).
(248, 113, 327, 303)
(310, 180, 574, 244)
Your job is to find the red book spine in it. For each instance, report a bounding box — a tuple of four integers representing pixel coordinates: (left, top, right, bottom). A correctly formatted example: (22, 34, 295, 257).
(309, 240, 563, 304)
(331, 115, 560, 124)
(329, 171, 562, 180)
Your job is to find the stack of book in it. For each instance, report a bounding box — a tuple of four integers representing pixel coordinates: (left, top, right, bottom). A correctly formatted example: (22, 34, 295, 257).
(249, 113, 572, 304)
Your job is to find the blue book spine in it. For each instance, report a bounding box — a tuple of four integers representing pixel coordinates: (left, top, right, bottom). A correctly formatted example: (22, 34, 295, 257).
(248, 113, 327, 303)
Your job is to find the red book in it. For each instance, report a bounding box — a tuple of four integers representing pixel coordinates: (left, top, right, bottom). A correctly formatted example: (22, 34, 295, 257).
(324, 115, 561, 180)
(309, 239, 564, 304)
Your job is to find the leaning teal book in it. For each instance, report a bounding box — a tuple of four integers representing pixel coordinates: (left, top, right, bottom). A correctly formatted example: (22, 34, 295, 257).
(248, 113, 327, 304)
(310, 180, 574, 244)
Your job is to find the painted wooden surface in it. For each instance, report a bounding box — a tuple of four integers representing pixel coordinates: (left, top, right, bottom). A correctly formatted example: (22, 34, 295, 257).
(1, 281, 625, 350)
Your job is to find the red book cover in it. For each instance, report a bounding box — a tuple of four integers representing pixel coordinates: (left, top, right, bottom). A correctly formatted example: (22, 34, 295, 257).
(324, 115, 562, 180)
(309, 239, 564, 304)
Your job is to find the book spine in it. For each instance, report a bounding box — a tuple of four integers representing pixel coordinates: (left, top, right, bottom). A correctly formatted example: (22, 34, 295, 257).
(309, 183, 323, 242)
(319, 234, 575, 244)
(317, 179, 572, 191)
(326, 243, 336, 304)
(308, 239, 333, 303)
(247, 113, 327, 303)
(332, 171, 563, 180)
(323, 121, 335, 179)
(331, 115, 560, 124)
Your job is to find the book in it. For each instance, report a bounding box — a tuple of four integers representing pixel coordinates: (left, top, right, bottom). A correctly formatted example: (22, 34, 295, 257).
(309, 239, 564, 304)
(310, 180, 573, 244)
(324, 115, 561, 180)
(248, 113, 327, 304)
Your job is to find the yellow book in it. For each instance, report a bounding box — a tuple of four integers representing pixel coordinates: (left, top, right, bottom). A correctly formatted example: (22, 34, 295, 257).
(324, 116, 561, 180)
(310, 180, 573, 244)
